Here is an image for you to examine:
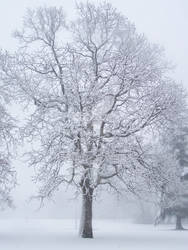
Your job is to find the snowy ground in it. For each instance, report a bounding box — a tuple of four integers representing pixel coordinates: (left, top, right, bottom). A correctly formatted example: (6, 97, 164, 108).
(0, 219, 187, 250)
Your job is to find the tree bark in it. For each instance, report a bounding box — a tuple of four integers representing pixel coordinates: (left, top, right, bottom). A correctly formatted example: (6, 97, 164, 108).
(79, 187, 93, 238)
(176, 216, 184, 230)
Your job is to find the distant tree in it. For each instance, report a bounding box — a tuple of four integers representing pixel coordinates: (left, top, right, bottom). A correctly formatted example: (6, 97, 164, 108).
(154, 126, 188, 230)
(0, 2, 186, 237)
(0, 67, 16, 209)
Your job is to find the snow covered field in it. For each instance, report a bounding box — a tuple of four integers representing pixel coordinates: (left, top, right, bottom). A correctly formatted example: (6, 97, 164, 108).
(0, 219, 187, 250)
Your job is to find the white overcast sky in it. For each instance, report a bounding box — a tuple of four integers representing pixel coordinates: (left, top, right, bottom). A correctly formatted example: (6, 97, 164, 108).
(0, 0, 188, 218)
(0, 0, 188, 87)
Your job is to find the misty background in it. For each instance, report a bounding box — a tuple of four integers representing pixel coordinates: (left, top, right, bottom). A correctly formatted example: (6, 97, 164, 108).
(0, 0, 187, 220)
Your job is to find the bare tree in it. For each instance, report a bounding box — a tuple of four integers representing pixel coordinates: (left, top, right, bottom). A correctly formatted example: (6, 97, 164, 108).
(0, 2, 186, 237)
(0, 62, 17, 209)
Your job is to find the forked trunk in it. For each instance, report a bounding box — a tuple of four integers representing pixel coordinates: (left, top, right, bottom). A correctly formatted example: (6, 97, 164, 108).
(79, 187, 93, 238)
(176, 216, 184, 230)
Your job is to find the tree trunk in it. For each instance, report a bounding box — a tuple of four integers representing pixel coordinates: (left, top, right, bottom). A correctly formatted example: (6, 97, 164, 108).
(176, 216, 184, 230)
(79, 187, 93, 238)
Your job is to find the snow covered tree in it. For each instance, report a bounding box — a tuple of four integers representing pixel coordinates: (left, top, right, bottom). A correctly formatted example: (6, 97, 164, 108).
(0, 62, 17, 209)
(0, 2, 186, 237)
(154, 126, 188, 230)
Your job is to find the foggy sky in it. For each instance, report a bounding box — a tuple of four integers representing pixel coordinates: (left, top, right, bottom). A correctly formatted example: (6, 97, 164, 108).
(0, 0, 187, 219)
